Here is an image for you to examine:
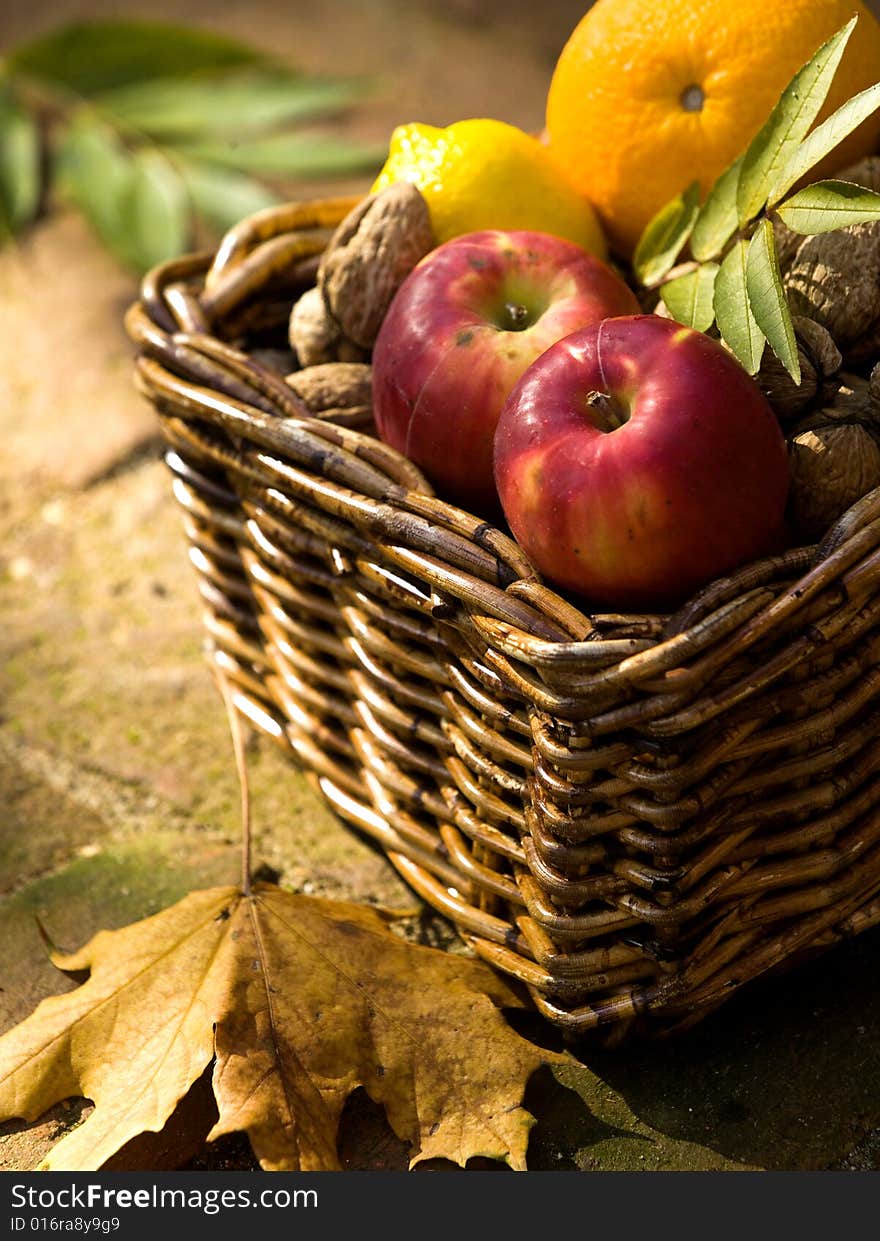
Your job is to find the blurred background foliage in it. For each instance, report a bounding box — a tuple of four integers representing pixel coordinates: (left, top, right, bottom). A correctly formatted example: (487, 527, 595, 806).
(0, 18, 385, 271)
(2, 1, 880, 276)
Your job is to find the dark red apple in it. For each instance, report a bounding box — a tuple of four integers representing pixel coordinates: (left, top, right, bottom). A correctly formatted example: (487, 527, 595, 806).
(494, 315, 790, 610)
(371, 229, 640, 511)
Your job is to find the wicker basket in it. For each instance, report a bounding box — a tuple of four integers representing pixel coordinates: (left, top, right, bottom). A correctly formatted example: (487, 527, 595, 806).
(125, 196, 880, 1043)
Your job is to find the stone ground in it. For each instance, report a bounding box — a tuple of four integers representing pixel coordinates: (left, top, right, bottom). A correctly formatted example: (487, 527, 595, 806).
(2, 0, 880, 1174)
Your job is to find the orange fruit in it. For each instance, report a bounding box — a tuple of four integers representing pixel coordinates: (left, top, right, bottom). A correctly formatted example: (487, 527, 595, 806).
(545, 0, 880, 256)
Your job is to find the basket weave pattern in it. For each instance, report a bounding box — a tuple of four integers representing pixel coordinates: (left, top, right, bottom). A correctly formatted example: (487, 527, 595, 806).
(126, 198, 880, 1040)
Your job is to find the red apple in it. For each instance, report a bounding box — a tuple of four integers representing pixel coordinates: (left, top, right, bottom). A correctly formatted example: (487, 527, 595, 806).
(371, 229, 640, 511)
(494, 315, 790, 610)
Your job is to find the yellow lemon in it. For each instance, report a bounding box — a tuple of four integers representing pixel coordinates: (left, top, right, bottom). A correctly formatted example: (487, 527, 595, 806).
(372, 118, 607, 257)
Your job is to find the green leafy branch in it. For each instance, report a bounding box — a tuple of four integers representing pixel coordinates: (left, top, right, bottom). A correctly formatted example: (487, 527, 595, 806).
(633, 16, 880, 383)
(0, 19, 385, 272)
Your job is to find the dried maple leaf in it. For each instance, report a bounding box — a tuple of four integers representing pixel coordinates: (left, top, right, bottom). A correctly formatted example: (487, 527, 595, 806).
(0, 884, 562, 1171)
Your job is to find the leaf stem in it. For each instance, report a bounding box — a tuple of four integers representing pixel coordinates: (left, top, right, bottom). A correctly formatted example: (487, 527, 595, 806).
(217, 668, 253, 896)
(656, 258, 699, 286)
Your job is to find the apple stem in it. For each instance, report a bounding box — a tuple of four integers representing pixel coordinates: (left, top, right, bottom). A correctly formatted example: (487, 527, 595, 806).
(585, 390, 630, 433)
(503, 301, 532, 330)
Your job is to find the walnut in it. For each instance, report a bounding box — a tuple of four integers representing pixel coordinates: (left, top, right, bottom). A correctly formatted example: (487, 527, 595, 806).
(336, 337, 370, 363)
(289, 286, 341, 366)
(288, 286, 368, 366)
(871, 361, 880, 405)
(797, 372, 880, 429)
(784, 223, 880, 346)
(318, 184, 435, 349)
(843, 314, 880, 368)
(788, 424, 880, 540)
(757, 316, 841, 422)
(786, 372, 880, 540)
(284, 362, 373, 428)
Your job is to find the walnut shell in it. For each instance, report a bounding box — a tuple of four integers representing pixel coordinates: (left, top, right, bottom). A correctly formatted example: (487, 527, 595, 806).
(870, 361, 880, 405)
(787, 423, 880, 541)
(335, 337, 370, 363)
(318, 184, 435, 349)
(795, 372, 880, 431)
(289, 285, 341, 366)
(288, 286, 369, 366)
(285, 362, 373, 428)
(842, 313, 880, 368)
(757, 316, 841, 422)
(786, 370, 880, 541)
(784, 222, 880, 346)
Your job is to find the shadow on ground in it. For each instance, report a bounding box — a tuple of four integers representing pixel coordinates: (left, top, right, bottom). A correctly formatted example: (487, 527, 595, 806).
(521, 927, 880, 1171)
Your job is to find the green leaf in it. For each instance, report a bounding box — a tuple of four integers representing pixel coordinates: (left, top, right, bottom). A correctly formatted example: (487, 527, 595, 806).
(119, 149, 190, 271)
(178, 132, 385, 178)
(0, 89, 40, 235)
(59, 116, 189, 270)
(714, 239, 765, 374)
(95, 73, 364, 139)
(176, 158, 280, 235)
(57, 113, 135, 262)
(745, 219, 799, 382)
(775, 178, 880, 233)
(690, 156, 743, 261)
(8, 20, 267, 96)
(768, 82, 880, 205)
(661, 262, 720, 332)
(736, 17, 856, 225)
(632, 180, 700, 286)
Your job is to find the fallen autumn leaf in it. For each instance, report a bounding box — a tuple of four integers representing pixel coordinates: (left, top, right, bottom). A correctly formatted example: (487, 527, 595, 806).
(0, 883, 563, 1171)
